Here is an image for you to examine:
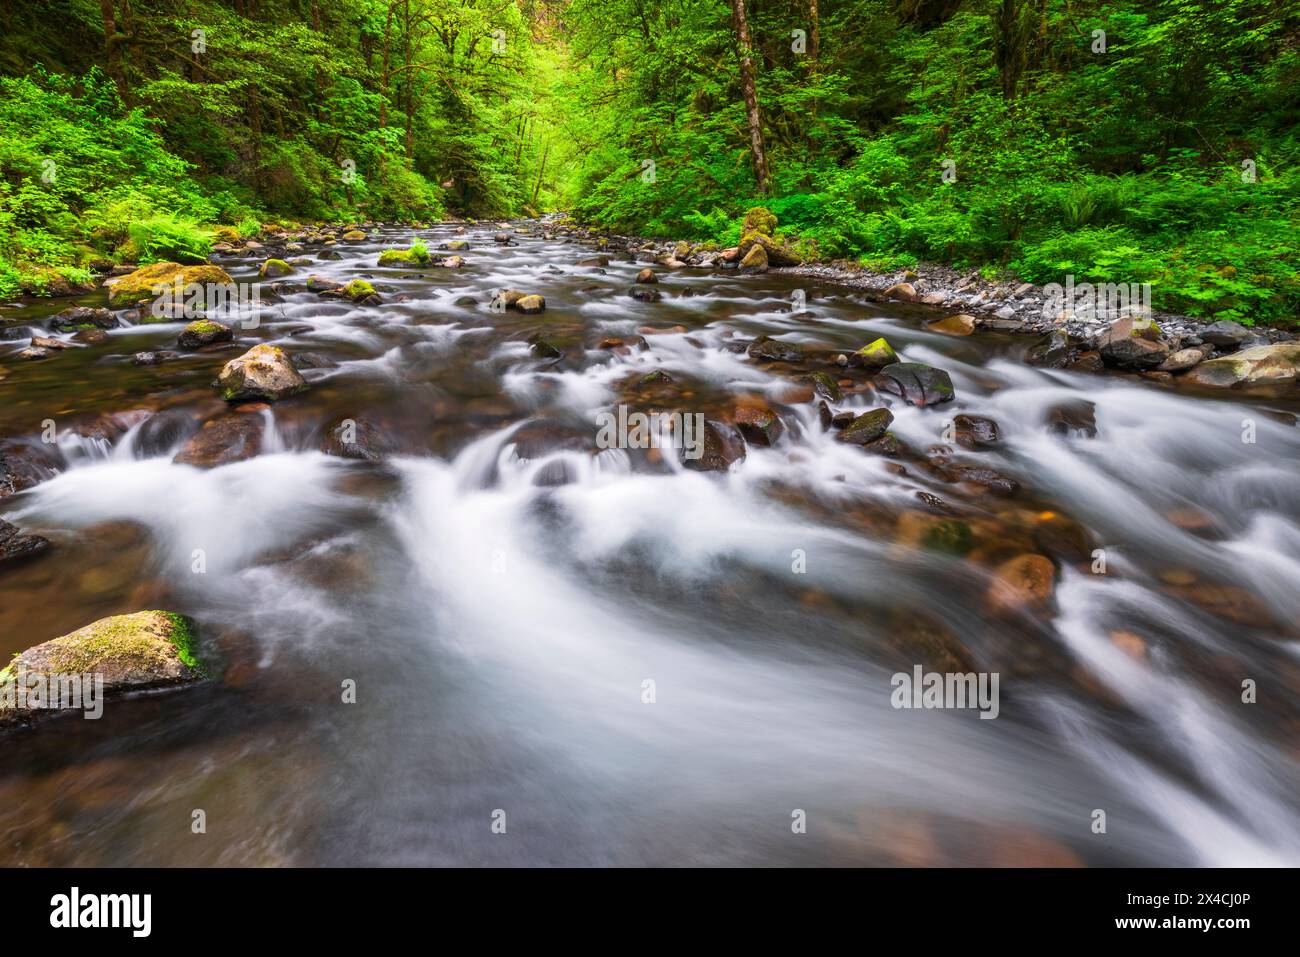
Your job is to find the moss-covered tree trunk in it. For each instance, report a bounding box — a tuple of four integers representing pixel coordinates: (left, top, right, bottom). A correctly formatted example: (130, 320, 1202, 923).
(729, 0, 770, 195)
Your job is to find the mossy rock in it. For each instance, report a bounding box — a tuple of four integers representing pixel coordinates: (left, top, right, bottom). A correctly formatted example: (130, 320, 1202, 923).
(742, 207, 778, 237)
(1, 611, 206, 720)
(806, 371, 844, 402)
(378, 246, 432, 267)
(340, 279, 378, 303)
(259, 258, 294, 279)
(212, 225, 241, 244)
(107, 262, 234, 309)
(178, 319, 234, 350)
(853, 337, 900, 369)
(341, 230, 368, 241)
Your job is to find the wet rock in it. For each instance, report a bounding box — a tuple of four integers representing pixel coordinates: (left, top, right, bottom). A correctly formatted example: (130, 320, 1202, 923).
(944, 465, 1020, 496)
(850, 338, 899, 371)
(806, 371, 844, 402)
(341, 229, 368, 241)
(682, 420, 746, 473)
(836, 408, 894, 445)
(442, 239, 469, 251)
(18, 347, 50, 360)
(862, 432, 904, 456)
(0, 443, 58, 499)
(1067, 350, 1104, 374)
(258, 258, 294, 279)
(1, 611, 205, 724)
(1045, 399, 1097, 438)
(377, 245, 432, 267)
(577, 255, 610, 267)
(30, 336, 72, 351)
(878, 362, 955, 407)
(134, 410, 199, 457)
(1026, 330, 1071, 368)
(530, 336, 564, 359)
(988, 554, 1056, 612)
(317, 249, 342, 261)
(635, 268, 658, 284)
(493, 232, 512, 244)
(0, 519, 49, 565)
(72, 328, 109, 344)
(929, 313, 975, 336)
(49, 306, 118, 333)
(953, 414, 1000, 448)
(132, 350, 177, 365)
(177, 319, 234, 350)
(173, 408, 266, 467)
(747, 335, 804, 363)
(1183, 342, 1300, 387)
(306, 275, 343, 293)
(896, 512, 974, 556)
(515, 294, 546, 314)
(1164, 583, 1278, 629)
(1032, 512, 1095, 564)
(733, 405, 785, 446)
(736, 229, 801, 267)
(442, 255, 465, 268)
(215, 344, 308, 402)
(883, 282, 917, 302)
(629, 286, 662, 302)
(320, 416, 395, 461)
(290, 352, 338, 371)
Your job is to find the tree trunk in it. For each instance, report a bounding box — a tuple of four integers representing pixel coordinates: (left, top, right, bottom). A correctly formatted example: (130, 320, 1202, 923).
(729, 0, 771, 194)
(809, 0, 820, 65)
(99, 0, 130, 101)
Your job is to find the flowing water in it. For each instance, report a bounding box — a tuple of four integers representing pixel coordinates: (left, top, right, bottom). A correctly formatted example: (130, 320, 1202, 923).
(1, 222, 1298, 866)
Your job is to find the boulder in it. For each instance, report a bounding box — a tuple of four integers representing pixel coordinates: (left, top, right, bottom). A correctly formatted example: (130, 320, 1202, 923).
(953, 414, 1000, 448)
(258, 258, 294, 279)
(806, 371, 844, 402)
(987, 554, 1056, 612)
(378, 246, 432, 267)
(1097, 317, 1170, 370)
(635, 268, 658, 284)
(629, 286, 662, 302)
(878, 362, 955, 407)
(321, 416, 396, 461)
(515, 294, 546, 314)
(733, 405, 785, 446)
(106, 262, 233, 309)
(739, 243, 769, 273)
(1200, 319, 1253, 348)
(341, 230, 368, 241)
(1, 611, 205, 723)
(1183, 342, 1300, 388)
(173, 408, 266, 467)
(1158, 348, 1205, 373)
(214, 344, 308, 402)
(929, 313, 975, 336)
(682, 420, 746, 473)
(884, 282, 917, 302)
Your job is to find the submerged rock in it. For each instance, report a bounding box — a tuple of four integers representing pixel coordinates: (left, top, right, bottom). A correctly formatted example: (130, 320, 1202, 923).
(173, 408, 266, 467)
(987, 554, 1056, 613)
(321, 416, 396, 461)
(0, 519, 49, 565)
(682, 420, 746, 473)
(733, 404, 785, 446)
(953, 414, 1001, 448)
(215, 344, 308, 402)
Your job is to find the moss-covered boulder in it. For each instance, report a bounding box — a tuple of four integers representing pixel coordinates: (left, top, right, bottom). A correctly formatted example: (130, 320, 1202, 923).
(1, 611, 205, 724)
(341, 229, 368, 241)
(515, 294, 546, 314)
(215, 343, 309, 402)
(742, 207, 778, 236)
(259, 258, 294, 279)
(177, 319, 234, 350)
(107, 262, 234, 309)
(739, 243, 769, 273)
(1183, 342, 1300, 387)
(378, 246, 432, 267)
(837, 408, 895, 445)
(852, 337, 900, 369)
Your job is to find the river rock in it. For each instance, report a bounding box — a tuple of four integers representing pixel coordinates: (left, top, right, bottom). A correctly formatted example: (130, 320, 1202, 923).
(134, 410, 199, 457)
(321, 416, 395, 461)
(1158, 347, 1205, 372)
(1, 611, 205, 724)
(953, 414, 1001, 448)
(1200, 319, 1253, 348)
(929, 313, 976, 336)
(635, 268, 658, 284)
(1097, 317, 1170, 370)
(515, 294, 546, 314)
(1045, 399, 1097, 438)
(215, 344, 308, 402)
(259, 258, 294, 278)
(987, 554, 1056, 612)
(747, 335, 804, 363)
(878, 362, 955, 406)
(49, 306, 118, 333)
(1183, 342, 1300, 387)
(733, 405, 784, 446)
(851, 337, 899, 369)
(884, 282, 917, 302)
(836, 408, 894, 445)
(739, 243, 769, 273)
(173, 408, 266, 467)
(106, 262, 233, 309)
(806, 371, 844, 402)
(1027, 329, 1072, 368)
(177, 319, 234, 350)
(0, 519, 49, 565)
(682, 420, 746, 473)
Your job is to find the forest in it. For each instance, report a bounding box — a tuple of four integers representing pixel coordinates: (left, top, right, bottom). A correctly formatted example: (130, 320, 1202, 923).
(2, 0, 1297, 324)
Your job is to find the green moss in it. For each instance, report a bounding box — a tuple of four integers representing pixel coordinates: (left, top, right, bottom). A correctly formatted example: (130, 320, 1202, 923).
(36, 610, 203, 676)
(342, 279, 377, 300)
(378, 246, 431, 266)
(742, 207, 778, 236)
(921, 520, 974, 556)
(258, 258, 294, 278)
(185, 319, 223, 336)
(855, 337, 899, 367)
